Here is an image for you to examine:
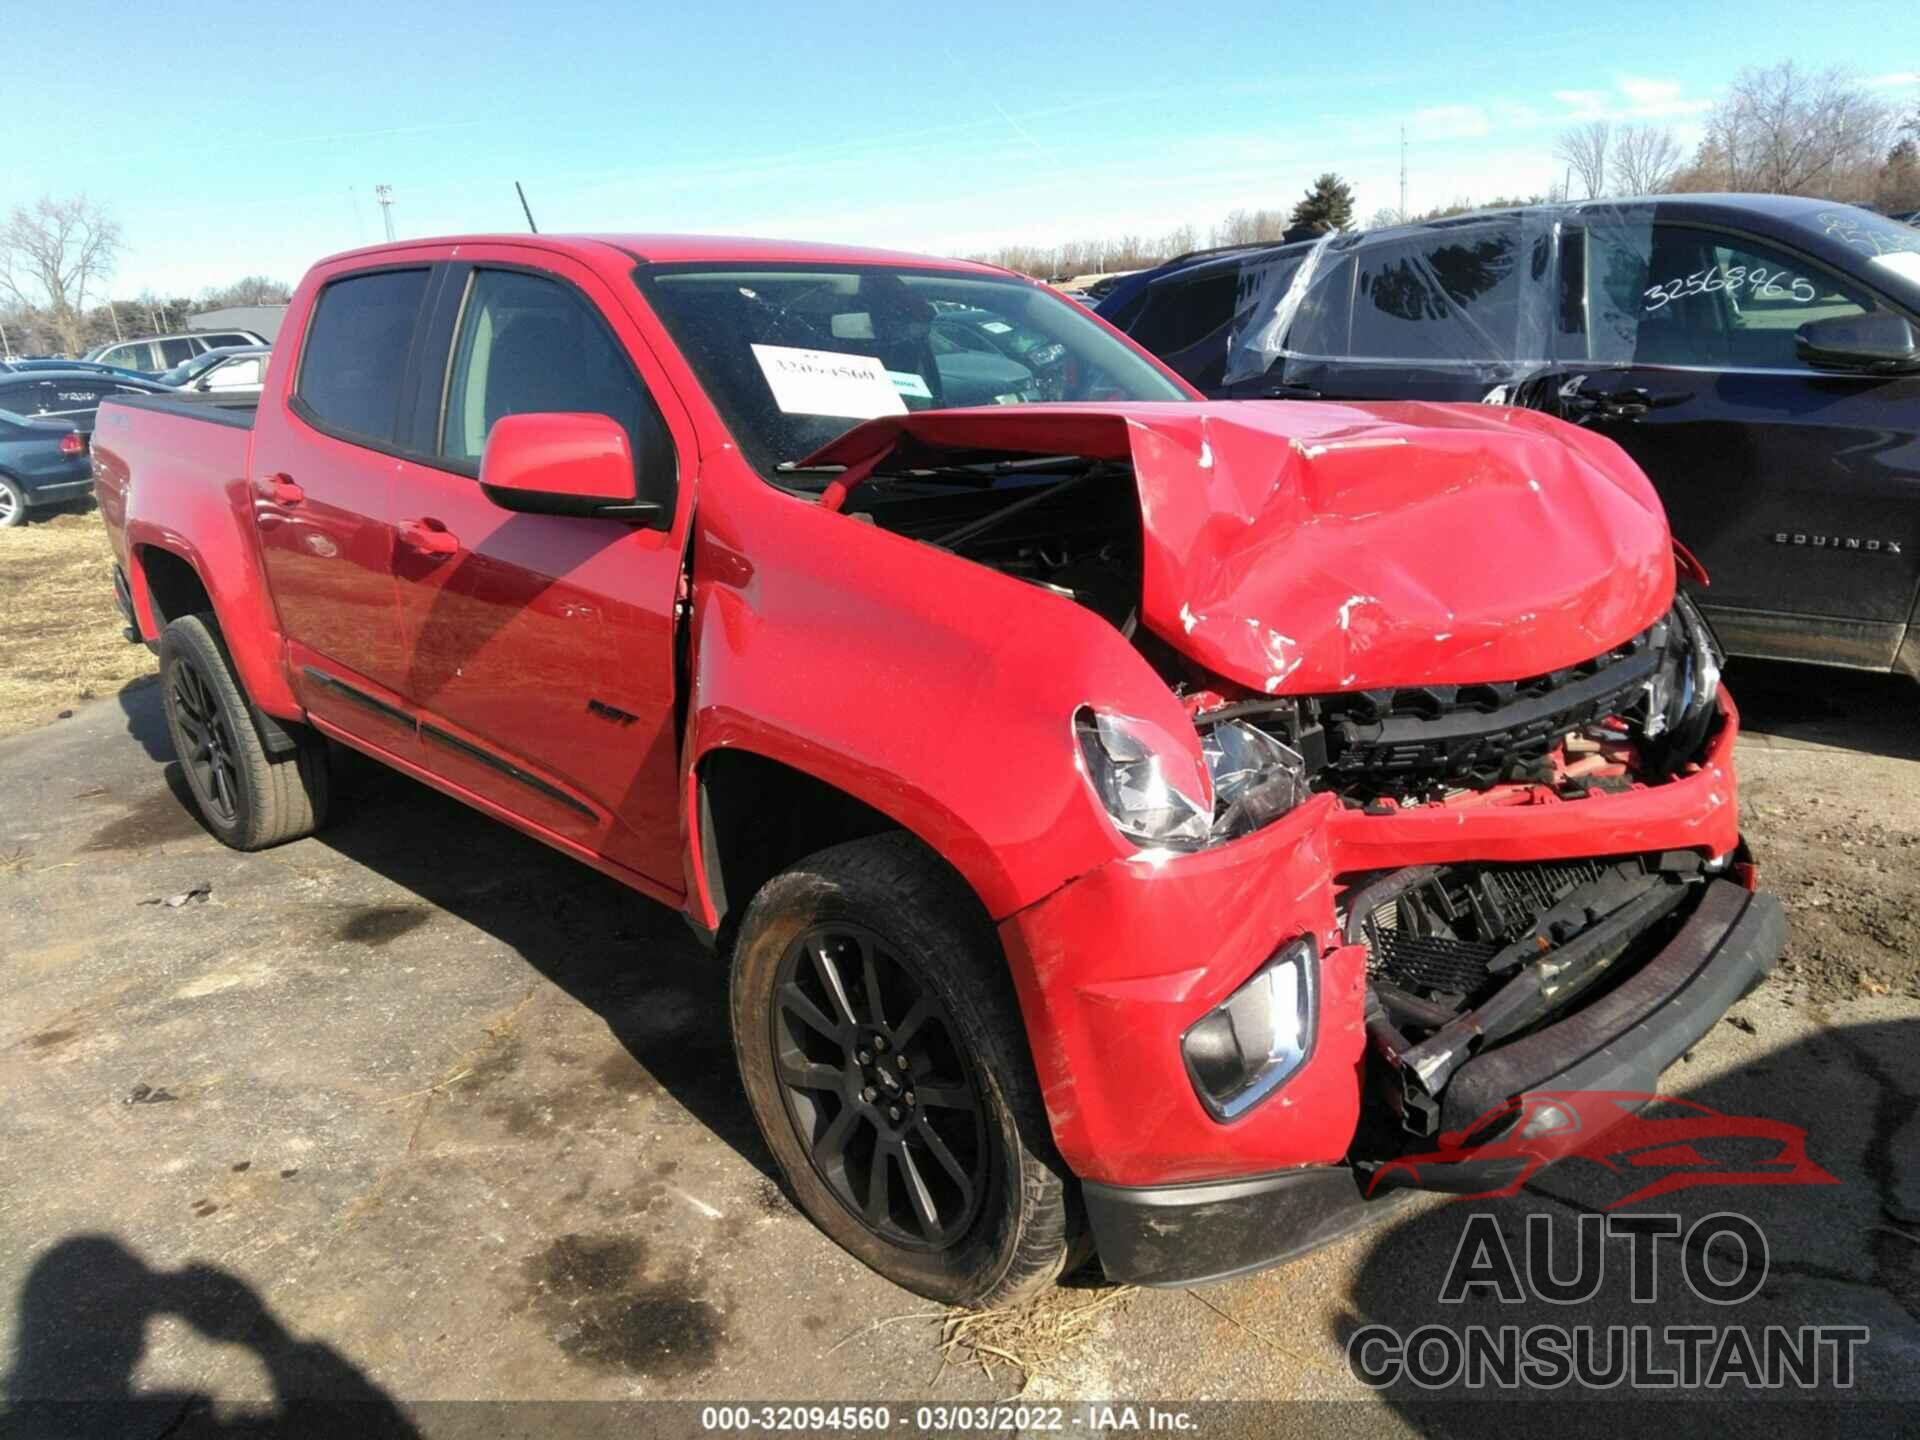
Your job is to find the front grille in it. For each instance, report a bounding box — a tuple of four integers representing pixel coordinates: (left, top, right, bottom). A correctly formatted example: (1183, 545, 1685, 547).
(1367, 930, 1502, 995)
(1311, 624, 1662, 795)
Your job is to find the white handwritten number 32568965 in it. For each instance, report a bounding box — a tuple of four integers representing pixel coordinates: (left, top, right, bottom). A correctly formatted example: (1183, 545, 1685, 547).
(1644, 265, 1817, 313)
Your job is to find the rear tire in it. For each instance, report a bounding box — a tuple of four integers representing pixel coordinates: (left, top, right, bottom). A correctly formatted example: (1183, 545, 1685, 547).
(158, 613, 329, 850)
(0, 476, 27, 528)
(730, 832, 1076, 1307)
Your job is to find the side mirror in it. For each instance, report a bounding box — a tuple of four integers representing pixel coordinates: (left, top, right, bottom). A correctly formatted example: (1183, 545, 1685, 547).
(194, 378, 213, 392)
(479, 412, 666, 524)
(1795, 313, 1920, 374)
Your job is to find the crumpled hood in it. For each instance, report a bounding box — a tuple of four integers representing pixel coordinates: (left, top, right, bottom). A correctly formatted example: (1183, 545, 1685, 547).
(803, 400, 1676, 694)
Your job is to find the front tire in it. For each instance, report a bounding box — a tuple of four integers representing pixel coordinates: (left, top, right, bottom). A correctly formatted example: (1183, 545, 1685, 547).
(730, 833, 1076, 1307)
(158, 613, 329, 850)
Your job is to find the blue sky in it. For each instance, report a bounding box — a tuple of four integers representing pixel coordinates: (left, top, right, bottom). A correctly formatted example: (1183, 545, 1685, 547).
(9, 1, 1918, 297)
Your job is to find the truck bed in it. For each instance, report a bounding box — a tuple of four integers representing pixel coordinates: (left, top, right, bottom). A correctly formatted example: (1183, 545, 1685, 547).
(101, 389, 257, 430)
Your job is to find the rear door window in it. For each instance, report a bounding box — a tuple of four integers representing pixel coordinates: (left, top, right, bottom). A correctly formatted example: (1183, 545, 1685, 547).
(1349, 222, 1522, 362)
(295, 268, 430, 443)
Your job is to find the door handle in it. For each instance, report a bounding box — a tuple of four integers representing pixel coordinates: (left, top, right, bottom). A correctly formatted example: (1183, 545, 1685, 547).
(255, 473, 304, 505)
(397, 518, 460, 557)
(1568, 384, 1693, 420)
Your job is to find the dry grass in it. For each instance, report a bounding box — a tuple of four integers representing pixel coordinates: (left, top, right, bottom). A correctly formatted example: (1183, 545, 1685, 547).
(937, 1284, 1138, 1391)
(0, 507, 157, 738)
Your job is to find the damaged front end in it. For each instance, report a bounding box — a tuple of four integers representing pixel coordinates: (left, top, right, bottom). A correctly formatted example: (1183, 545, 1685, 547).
(1350, 851, 1717, 1140)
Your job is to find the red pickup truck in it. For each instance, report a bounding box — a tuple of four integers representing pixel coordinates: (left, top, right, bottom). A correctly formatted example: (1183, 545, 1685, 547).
(93, 234, 1782, 1305)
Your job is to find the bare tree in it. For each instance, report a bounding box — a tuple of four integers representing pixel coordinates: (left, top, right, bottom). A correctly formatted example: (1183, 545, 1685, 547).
(1611, 124, 1684, 195)
(0, 196, 123, 355)
(1210, 208, 1291, 247)
(1554, 121, 1613, 200)
(197, 275, 293, 310)
(1693, 62, 1897, 195)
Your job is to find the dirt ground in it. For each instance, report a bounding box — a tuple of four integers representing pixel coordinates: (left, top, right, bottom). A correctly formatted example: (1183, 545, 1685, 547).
(0, 654, 1916, 1436)
(0, 507, 156, 738)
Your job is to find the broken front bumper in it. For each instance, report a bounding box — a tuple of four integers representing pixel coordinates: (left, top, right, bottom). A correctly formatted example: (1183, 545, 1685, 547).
(1076, 878, 1783, 1287)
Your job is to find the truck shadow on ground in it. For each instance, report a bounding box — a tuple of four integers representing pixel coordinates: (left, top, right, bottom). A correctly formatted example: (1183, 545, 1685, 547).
(1, 1235, 416, 1440)
(311, 743, 783, 1186)
(1328, 1016, 1920, 1433)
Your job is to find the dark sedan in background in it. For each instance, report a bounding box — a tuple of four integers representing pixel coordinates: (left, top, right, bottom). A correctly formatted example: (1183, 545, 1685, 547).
(0, 409, 91, 527)
(1100, 196, 1920, 679)
(0, 369, 172, 434)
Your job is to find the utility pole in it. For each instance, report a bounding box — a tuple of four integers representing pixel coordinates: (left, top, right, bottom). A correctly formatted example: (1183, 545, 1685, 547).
(1399, 124, 1408, 222)
(108, 301, 124, 341)
(374, 184, 396, 242)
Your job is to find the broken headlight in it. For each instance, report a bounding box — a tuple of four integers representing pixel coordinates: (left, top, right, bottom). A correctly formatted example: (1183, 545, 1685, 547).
(1182, 936, 1317, 1121)
(1076, 709, 1215, 850)
(1202, 720, 1309, 843)
(1077, 711, 1310, 852)
(1641, 595, 1723, 754)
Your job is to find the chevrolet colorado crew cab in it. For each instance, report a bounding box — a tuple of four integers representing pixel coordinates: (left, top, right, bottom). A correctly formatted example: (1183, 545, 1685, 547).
(94, 234, 1784, 1306)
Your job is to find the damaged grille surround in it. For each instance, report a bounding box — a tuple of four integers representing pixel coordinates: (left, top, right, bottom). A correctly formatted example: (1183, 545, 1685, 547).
(1342, 853, 1710, 1136)
(1196, 598, 1724, 810)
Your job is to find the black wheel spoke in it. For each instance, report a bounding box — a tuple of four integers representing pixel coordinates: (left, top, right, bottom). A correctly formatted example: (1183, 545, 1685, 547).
(813, 1104, 859, 1167)
(911, 1082, 973, 1113)
(777, 1055, 842, 1092)
(914, 1119, 975, 1206)
(864, 1138, 896, 1226)
(809, 940, 860, 1028)
(861, 948, 887, 1030)
(779, 983, 844, 1045)
(896, 1144, 941, 1240)
(892, 995, 933, 1049)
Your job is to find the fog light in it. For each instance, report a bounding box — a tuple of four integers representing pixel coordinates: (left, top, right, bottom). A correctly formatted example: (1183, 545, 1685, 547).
(1181, 937, 1316, 1121)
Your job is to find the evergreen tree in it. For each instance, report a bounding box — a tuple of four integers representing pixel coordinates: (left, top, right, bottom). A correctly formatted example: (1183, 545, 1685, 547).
(1289, 173, 1356, 234)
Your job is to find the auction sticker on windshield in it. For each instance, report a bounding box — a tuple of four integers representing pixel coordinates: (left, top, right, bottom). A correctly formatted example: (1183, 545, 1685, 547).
(750, 344, 907, 419)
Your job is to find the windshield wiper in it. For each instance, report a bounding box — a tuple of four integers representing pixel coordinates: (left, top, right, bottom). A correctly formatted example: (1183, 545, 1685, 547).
(777, 453, 1088, 492)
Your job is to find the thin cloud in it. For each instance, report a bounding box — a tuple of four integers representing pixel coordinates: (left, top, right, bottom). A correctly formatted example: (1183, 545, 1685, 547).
(1411, 105, 1492, 140)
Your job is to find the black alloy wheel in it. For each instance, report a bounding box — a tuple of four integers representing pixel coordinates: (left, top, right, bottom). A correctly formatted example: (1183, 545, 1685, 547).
(168, 647, 243, 827)
(772, 921, 990, 1251)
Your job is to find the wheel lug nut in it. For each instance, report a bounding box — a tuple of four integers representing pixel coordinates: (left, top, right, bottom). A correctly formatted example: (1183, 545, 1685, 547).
(862, 1086, 877, 1102)
(896, 1055, 909, 1069)
(888, 1106, 901, 1121)
(903, 1092, 915, 1105)
(874, 1036, 888, 1052)
(856, 1051, 871, 1065)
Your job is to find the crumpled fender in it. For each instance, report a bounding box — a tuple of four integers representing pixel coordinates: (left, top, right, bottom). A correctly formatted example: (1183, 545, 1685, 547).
(804, 400, 1676, 695)
(680, 478, 1185, 925)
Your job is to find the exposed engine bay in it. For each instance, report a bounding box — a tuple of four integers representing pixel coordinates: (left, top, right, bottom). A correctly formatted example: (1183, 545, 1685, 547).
(848, 456, 1727, 847)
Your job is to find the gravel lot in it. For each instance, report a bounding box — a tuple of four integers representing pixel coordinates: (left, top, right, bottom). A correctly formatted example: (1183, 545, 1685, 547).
(0, 662, 1915, 1437)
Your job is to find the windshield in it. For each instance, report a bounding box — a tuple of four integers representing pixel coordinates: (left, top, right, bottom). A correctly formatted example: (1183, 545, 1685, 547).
(159, 350, 229, 387)
(634, 262, 1189, 478)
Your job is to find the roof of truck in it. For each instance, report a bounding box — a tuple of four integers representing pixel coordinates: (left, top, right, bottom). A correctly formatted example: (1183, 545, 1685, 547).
(313, 234, 1012, 275)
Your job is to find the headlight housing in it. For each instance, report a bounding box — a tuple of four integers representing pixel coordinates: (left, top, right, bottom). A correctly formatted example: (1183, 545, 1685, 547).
(1182, 936, 1317, 1121)
(1076, 709, 1310, 852)
(1075, 709, 1214, 850)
